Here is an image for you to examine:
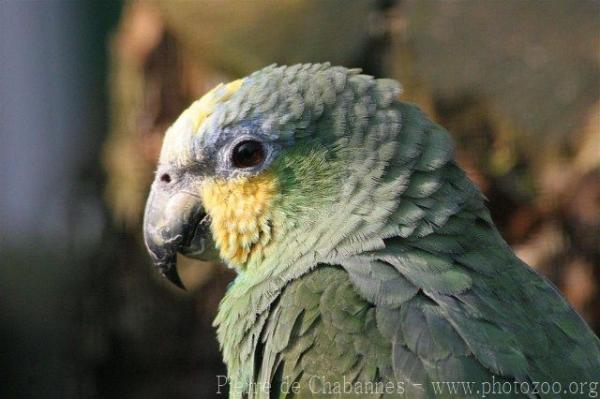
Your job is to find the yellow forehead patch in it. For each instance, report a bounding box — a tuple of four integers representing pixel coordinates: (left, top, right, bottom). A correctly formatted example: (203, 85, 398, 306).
(200, 173, 278, 268)
(184, 79, 244, 132)
(159, 79, 244, 164)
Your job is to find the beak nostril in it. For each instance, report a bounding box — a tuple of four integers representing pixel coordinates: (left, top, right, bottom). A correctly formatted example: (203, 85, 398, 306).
(160, 173, 172, 184)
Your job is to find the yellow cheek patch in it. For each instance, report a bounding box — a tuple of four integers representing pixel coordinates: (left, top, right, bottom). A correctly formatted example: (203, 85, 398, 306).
(201, 173, 278, 268)
(159, 79, 244, 165)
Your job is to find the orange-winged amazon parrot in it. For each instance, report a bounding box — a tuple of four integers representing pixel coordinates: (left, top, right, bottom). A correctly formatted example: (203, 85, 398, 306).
(143, 64, 600, 398)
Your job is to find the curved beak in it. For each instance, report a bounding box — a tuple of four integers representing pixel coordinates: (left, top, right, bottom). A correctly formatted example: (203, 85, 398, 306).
(143, 183, 209, 290)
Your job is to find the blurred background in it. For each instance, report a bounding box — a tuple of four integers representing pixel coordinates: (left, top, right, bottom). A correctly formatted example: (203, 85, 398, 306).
(1, 1, 598, 398)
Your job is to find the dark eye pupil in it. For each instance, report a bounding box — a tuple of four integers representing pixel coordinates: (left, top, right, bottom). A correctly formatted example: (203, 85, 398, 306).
(232, 140, 265, 168)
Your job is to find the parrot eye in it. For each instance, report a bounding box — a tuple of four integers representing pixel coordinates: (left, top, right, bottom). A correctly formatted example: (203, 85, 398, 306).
(231, 140, 266, 168)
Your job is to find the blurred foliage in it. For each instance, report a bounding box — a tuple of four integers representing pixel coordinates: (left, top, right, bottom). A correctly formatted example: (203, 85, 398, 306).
(95, 0, 599, 397)
(155, 0, 377, 76)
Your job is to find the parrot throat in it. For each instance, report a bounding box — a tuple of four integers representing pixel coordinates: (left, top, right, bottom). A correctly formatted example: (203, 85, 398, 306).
(200, 173, 279, 268)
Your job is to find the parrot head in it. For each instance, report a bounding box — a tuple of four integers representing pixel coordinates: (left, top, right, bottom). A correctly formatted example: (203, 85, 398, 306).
(143, 64, 403, 288)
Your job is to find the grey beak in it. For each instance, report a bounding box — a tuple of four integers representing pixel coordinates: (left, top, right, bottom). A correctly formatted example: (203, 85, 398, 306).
(143, 184, 207, 290)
